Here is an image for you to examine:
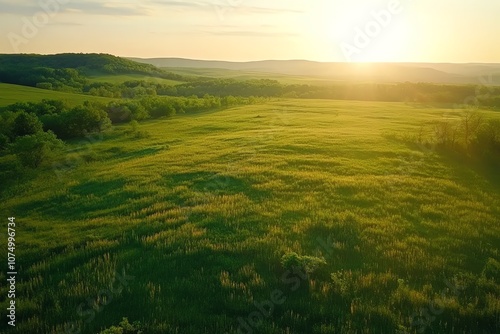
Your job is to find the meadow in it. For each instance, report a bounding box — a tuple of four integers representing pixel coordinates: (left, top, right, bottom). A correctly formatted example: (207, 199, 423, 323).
(1, 98, 499, 333)
(86, 74, 183, 86)
(159, 67, 341, 85)
(0, 83, 115, 107)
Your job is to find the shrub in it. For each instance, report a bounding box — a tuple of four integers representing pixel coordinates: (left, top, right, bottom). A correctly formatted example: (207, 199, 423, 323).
(474, 119, 500, 154)
(99, 318, 142, 334)
(0, 133, 9, 151)
(11, 131, 64, 168)
(281, 252, 326, 274)
(482, 258, 500, 281)
(12, 112, 43, 138)
(36, 82, 53, 90)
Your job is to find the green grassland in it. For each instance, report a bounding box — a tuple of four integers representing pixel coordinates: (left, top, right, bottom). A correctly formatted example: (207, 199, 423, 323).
(0, 83, 116, 107)
(160, 67, 342, 85)
(86, 73, 184, 85)
(1, 99, 499, 333)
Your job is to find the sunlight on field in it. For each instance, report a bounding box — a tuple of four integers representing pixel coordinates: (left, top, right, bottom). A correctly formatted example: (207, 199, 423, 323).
(2, 99, 499, 333)
(0, 83, 116, 107)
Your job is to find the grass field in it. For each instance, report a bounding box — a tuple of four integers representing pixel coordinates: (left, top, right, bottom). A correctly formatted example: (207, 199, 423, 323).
(86, 73, 183, 85)
(1, 99, 499, 333)
(0, 83, 116, 107)
(160, 67, 343, 85)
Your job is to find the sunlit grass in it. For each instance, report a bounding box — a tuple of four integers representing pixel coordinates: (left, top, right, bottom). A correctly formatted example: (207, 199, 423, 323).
(0, 83, 116, 107)
(1, 99, 499, 333)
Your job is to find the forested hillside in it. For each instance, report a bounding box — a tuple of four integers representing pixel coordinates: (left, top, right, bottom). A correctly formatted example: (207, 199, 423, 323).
(0, 53, 190, 91)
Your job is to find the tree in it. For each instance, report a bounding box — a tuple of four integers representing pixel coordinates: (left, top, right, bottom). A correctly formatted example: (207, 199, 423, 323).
(459, 110, 483, 150)
(66, 105, 111, 136)
(434, 120, 457, 147)
(12, 112, 43, 138)
(0, 134, 9, 151)
(475, 119, 500, 154)
(11, 131, 64, 168)
(0, 110, 17, 143)
(36, 82, 53, 90)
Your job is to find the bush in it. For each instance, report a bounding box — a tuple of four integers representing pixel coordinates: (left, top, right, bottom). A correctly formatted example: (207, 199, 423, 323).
(474, 119, 500, 154)
(0, 134, 9, 151)
(106, 101, 149, 123)
(65, 105, 111, 137)
(482, 258, 500, 281)
(11, 131, 64, 168)
(12, 112, 43, 138)
(281, 252, 326, 274)
(36, 82, 53, 90)
(99, 318, 142, 334)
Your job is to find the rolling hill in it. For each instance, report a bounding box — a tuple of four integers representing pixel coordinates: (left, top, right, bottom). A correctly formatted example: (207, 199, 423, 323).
(0, 53, 190, 87)
(0, 53, 168, 76)
(0, 83, 115, 107)
(129, 57, 500, 85)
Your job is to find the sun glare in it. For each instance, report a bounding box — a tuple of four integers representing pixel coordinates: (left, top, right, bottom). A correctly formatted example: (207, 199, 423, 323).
(306, 0, 412, 62)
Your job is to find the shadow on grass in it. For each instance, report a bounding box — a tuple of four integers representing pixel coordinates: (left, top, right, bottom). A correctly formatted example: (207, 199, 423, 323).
(434, 147, 500, 194)
(165, 171, 269, 199)
(401, 139, 500, 194)
(103, 146, 163, 161)
(13, 178, 137, 220)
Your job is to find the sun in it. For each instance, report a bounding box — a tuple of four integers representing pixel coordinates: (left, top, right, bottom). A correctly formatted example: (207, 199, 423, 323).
(305, 0, 411, 62)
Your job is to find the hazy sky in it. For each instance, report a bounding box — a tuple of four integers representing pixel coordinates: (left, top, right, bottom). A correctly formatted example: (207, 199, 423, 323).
(1, 0, 499, 62)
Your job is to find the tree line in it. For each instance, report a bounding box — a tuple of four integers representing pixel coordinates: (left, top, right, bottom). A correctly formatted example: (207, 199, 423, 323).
(399, 110, 500, 168)
(65, 79, 500, 109)
(2, 58, 500, 108)
(0, 95, 262, 169)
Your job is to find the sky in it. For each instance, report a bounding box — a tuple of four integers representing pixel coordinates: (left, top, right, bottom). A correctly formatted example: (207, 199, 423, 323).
(1, 0, 499, 63)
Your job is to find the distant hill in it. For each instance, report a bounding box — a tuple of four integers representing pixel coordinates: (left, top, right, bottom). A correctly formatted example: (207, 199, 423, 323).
(0, 54, 189, 87)
(0, 53, 165, 76)
(129, 57, 500, 85)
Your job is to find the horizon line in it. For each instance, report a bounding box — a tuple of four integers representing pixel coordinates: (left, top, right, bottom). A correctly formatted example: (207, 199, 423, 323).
(1, 52, 499, 65)
(128, 57, 500, 65)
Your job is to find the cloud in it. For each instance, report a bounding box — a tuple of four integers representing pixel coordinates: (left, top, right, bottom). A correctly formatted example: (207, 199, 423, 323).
(146, 0, 210, 9)
(0, 0, 150, 17)
(144, 0, 304, 15)
(204, 30, 297, 37)
(0, 1, 41, 16)
(66, 1, 151, 16)
(0, 0, 304, 18)
(238, 6, 303, 14)
(48, 21, 85, 26)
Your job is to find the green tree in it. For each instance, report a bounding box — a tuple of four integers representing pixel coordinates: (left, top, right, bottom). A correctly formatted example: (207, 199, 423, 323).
(459, 110, 483, 150)
(11, 131, 64, 168)
(0, 134, 9, 151)
(12, 112, 43, 138)
(0, 110, 17, 143)
(36, 82, 53, 90)
(66, 105, 111, 136)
